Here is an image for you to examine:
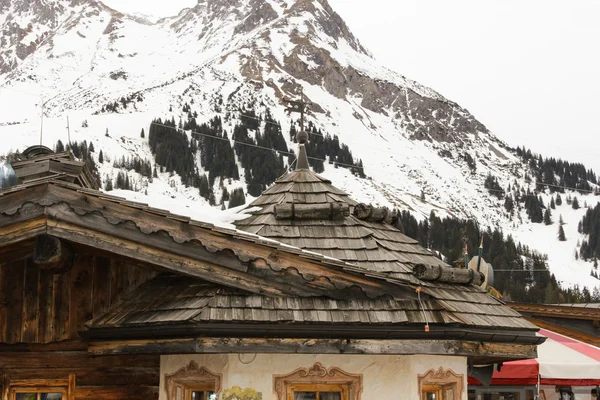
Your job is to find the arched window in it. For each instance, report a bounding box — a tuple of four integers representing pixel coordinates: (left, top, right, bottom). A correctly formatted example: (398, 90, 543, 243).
(273, 363, 362, 400)
(165, 361, 222, 400)
(418, 368, 464, 400)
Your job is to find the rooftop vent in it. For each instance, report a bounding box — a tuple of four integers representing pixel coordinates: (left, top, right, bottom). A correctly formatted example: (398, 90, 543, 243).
(10, 145, 98, 189)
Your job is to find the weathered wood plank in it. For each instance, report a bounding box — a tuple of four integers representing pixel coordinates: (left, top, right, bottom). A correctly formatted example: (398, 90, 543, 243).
(0, 369, 158, 387)
(41, 186, 417, 299)
(22, 259, 40, 343)
(110, 259, 120, 306)
(6, 259, 25, 343)
(68, 374, 76, 400)
(53, 270, 71, 341)
(47, 217, 413, 302)
(75, 385, 158, 400)
(77, 369, 159, 387)
(0, 240, 35, 264)
(0, 263, 9, 342)
(69, 254, 93, 337)
(274, 203, 349, 220)
(92, 256, 111, 315)
(47, 221, 312, 298)
(0, 351, 159, 369)
(37, 268, 55, 344)
(88, 337, 537, 361)
(0, 339, 87, 352)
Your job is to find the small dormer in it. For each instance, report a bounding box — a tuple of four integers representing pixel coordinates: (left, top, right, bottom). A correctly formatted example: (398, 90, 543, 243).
(10, 145, 99, 189)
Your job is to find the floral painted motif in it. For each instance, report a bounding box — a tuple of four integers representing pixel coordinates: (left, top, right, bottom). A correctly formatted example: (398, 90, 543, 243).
(221, 386, 263, 400)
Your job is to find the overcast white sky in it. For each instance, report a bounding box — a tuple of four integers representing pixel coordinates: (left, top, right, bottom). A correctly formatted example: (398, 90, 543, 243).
(103, 0, 600, 172)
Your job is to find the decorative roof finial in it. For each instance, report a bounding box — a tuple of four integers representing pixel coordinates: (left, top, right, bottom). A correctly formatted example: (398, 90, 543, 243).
(284, 89, 311, 171)
(295, 130, 310, 170)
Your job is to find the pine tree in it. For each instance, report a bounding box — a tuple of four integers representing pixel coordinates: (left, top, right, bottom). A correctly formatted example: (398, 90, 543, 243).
(105, 128, 109, 137)
(559, 214, 565, 225)
(140, 128, 145, 138)
(550, 197, 556, 209)
(98, 150, 104, 164)
(104, 175, 113, 191)
(572, 196, 580, 210)
(55, 140, 65, 152)
(228, 188, 246, 208)
(221, 187, 230, 203)
(556, 193, 563, 206)
(543, 208, 553, 225)
(558, 225, 566, 241)
(88, 142, 95, 153)
(504, 196, 514, 214)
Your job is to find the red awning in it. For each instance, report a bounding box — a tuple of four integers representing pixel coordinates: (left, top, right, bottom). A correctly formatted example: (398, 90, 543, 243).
(469, 329, 600, 386)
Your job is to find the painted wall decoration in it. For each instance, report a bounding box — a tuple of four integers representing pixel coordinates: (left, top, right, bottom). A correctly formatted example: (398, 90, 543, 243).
(222, 386, 263, 400)
(273, 362, 363, 400)
(417, 367, 464, 400)
(165, 361, 223, 400)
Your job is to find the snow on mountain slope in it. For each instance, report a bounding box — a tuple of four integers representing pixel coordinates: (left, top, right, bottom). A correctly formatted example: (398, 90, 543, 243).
(0, 0, 598, 291)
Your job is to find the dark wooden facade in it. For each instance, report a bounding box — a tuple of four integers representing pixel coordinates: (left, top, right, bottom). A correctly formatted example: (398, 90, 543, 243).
(0, 253, 160, 400)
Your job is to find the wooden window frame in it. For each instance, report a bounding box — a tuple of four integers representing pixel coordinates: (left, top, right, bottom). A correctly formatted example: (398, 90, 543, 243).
(185, 383, 215, 400)
(165, 361, 221, 400)
(287, 383, 349, 400)
(418, 368, 464, 400)
(273, 363, 362, 400)
(4, 375, 75, 400)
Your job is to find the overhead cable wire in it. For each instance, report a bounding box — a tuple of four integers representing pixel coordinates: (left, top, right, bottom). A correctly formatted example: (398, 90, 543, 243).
(485, 183, 597, 195)
(149, 120, 365, 171)
(151, 120, 600, 198)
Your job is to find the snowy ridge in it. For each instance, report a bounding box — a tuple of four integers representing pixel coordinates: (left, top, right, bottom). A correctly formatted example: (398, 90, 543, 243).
(0, 0, 598, 291)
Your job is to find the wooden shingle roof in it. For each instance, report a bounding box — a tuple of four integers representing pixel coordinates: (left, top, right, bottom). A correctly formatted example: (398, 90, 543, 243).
(236, 170, 446, 285)
(86, 274, 535, 335)
(0, 152, 541, 349)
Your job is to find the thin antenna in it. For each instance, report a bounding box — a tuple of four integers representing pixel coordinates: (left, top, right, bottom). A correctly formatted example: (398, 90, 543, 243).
(40, 97, 44, 146)
(300, 87, 305, 132)
(477, 234, 484, 272)
(284, 89, 312, 170)
(66, 115, 71, 146)
(463, 237, 469, 269)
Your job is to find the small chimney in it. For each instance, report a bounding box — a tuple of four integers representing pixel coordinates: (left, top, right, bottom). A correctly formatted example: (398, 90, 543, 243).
(295, 130, 310, 170)
(11, 145, 98, 189)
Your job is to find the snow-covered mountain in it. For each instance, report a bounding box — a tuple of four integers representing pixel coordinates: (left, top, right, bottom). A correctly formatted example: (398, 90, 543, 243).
(1, 0, 598, 292)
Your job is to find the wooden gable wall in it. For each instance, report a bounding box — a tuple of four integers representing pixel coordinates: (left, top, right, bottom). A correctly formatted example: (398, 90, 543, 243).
(0, 249, 160, 400)
(0, 252, 156, 344)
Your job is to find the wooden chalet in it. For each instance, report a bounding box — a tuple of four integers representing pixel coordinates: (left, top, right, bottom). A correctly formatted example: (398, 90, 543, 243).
(507, 302, 600, 347)
(0, 144, 543, 400)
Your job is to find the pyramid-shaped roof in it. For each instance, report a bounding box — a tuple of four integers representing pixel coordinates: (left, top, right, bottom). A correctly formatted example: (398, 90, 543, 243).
(235, 169, 446, 285)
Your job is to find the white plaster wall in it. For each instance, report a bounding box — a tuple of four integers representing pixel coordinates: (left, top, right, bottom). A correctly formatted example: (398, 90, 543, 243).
(160, 353, 468, 400)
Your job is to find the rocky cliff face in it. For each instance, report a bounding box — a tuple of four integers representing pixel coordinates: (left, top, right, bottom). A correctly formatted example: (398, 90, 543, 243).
(0, 0, 104, 74)
(0, 0, 515, 214)
(0, 0, 488, 144)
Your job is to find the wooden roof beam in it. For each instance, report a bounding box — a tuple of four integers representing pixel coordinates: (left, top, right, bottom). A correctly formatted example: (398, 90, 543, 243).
(87, 337, 537, 365)
(46, 219, 320, 298)
(508, 302, 600, 321)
